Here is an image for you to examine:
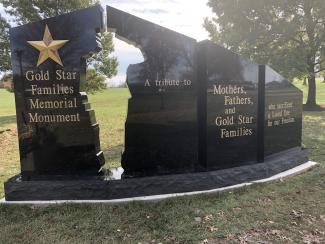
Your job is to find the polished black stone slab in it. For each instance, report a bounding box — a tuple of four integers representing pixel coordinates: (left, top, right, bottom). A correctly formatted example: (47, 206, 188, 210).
(107, 6, 198, 177)
(5, 6, 308, 202)
(197, 41, 259, 170)
(263, 66, 303, 156)
(4, 147, 308, 201)
(9, 6, 105, 179)
(106, 6, 306, 178)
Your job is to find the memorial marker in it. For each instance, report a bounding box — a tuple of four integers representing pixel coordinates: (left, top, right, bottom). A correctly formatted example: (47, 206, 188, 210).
(4, 6, 308, 201)
(8, 6, 105, 179)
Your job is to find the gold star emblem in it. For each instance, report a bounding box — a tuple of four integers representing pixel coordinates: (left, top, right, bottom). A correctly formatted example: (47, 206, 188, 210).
(27, 25, 69, 67)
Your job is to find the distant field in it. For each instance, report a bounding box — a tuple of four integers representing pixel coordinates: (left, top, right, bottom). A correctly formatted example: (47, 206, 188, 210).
(0, 84, 324, 243)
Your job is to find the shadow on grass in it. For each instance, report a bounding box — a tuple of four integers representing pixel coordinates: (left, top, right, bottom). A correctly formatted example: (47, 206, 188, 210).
(0, 115, 16, 128)
(303, 104, 325, 111)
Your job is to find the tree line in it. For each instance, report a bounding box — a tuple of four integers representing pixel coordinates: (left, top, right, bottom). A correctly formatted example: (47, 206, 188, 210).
(1, 0, 324, 107)
(205, 0, 325, 107)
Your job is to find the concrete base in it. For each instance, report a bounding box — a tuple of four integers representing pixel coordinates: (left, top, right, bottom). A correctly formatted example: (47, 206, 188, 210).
(3, 148, 310, 201)
(1, 160, 316, 205)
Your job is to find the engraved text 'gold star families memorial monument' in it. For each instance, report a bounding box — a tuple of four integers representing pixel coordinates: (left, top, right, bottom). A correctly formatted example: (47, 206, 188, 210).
(27, 25, 69, 67)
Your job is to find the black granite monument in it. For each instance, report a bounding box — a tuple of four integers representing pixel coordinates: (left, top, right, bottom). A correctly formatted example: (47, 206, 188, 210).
(4, 6, 308, 201)
(107, 6, 307, 178)
(8, 6, 105, 180)
(107, 6, 198, 177)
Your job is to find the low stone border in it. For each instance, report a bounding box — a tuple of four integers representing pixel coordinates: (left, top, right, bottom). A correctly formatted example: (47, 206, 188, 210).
(0, 161, 317, 205)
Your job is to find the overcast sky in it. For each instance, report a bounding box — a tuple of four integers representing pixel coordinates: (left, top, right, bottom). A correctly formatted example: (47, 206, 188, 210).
(0, 1, 214, 85)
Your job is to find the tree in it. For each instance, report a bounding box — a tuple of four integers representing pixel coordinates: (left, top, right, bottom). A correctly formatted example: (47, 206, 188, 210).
(86, 31, 118, 92)
(82, 68, 107, 94)
(0, 14, 10, 72)
(204, 0, 325, 107)
(1, 0, 118, 93)
(87, 31, 118, 80)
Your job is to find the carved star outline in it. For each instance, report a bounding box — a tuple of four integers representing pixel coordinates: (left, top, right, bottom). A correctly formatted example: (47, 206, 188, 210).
(27, 25, 69, 67)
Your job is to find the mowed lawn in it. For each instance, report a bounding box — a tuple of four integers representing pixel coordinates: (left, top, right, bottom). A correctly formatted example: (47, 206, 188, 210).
(293, 78, 325, 105)
(0, 82, 324, 243)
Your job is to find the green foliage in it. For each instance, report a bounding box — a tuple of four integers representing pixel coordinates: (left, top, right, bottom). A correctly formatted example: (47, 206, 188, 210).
(0, 15, 10, 72)
(88, 31, 118, 79)
(205, 0, 325, 105)
(82, 68, 107, 94)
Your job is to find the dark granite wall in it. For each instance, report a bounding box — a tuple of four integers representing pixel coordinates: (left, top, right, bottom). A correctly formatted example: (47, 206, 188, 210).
(107, 6, 198, 177)
(107, 6, 303, 177)
(10, 6, 105, 179)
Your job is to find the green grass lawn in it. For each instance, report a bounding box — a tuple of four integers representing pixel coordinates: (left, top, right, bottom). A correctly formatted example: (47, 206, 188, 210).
(293, 78, 325, 105)
(0, 84, 324, 243)
(87, 88, 130, 168)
